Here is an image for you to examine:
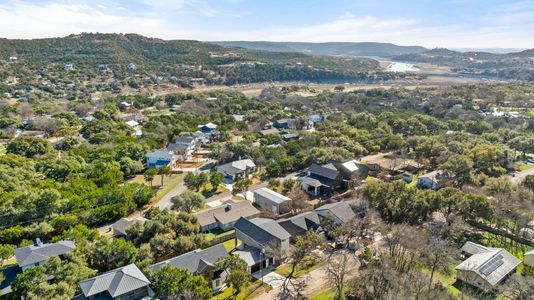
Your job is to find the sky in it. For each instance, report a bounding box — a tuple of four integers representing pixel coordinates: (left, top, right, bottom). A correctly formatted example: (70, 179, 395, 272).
(0, 0, 533, 49)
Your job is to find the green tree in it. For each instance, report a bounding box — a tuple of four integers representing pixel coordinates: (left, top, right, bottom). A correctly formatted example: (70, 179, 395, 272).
(0, 244, 15, 267)
(439, 155, 473, 187)
(522, 175, 534, 191)
(171, 190, 205, 213)
(151, 265, 211, 300)
(184, 172, 201, 191)
(232, 178, 252, 195)
(89, 238, 138, 271)
(215, 255, 250, 295)
(209, 172, 224, 191)
(6, 136, 52, 158)
(197, 172, 209, 189)
(11, 266, 47, 298)
(144, 168, 158, 187)
(158, 165, 171, 186)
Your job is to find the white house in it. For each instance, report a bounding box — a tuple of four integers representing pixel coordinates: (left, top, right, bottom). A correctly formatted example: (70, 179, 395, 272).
(216, 159, 256, 182)
(125, 120, 142, 137)
(146, 149, 175, 168)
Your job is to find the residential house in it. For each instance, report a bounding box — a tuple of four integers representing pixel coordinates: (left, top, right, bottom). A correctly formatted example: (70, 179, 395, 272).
(194, 200, 260, 232)
(277, 211, 321, 240)
(78, 264, 151, 300)
(127, 63, 137, 70)
(281, 132, 299, 140)
(417, 170, 447, 190)
(15, 239, 76, 272)
(332, 159, 366, 181)
(198, 123, 218, 134)
(8, 57, 17, 62)
(315, 201, 356, 225)
(524, 249, 534, 267)
(125, 120, 142, 137)
(98, 64, 109, 71)
(259, 128, 280, 136)
(216, 159, 256, 182)
(307, 114, 327, 129)
(111, 217, 146, 238)
(361, 153, 423, 177)
(234, 217, 291, 273)
(253, 187, 292, 215)
(232, 114, 246, 122)
(273, 118, 296, 130)
(146, 149, 175, 168)
(151, 245, 228, 292)
(300, 163, 343, 196)
(64, 63, 74, 71)
(167, 135, 197, 161)
(456, 242, 521, 292)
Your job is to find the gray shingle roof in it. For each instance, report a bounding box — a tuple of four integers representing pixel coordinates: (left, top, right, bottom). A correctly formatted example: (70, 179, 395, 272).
(315, 202, 356, 224)
(235, 217, 291, 245)
(217, 159, 256, 177)
(15, 240, 75, 267)
(111, 217, 146, 236)
(309, 164, 340, 180)
(151, 244, 228, 274)
(233, 246, 262, 267)
(79, 264, 150, 298)
(456, 244, 521, 286)
(277, 211, 321, 237)
(194, 200, 259, 227)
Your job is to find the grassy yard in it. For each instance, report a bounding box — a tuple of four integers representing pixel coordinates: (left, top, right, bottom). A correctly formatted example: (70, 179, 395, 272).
(308, 288, 337, 300)
(126, 173, 186, 205)
(420, 263, 466, 298)
(206, 229, 235, 240)
(210, 280, 272, 300)
(517, 162, 534, 171)
(274, 257, 322, 278)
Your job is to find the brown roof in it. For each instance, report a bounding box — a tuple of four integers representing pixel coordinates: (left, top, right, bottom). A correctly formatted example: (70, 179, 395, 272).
(194, 200, 260, 227)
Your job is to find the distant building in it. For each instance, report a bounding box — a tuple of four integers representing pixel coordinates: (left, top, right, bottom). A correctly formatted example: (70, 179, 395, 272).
(8, 57, 17, 62)
(253, 187, 292, 214)
(64, 63, 74, 71)
(417, 170, 444, 190)
(281, 132, 299, 140)
(79, 264, 151, 300)
(307, 114, 328, 129)
(524, 249, 534, 267)
(125, 120, 142, 137)
(127, 63, 137, 70)
(273, 118, 296, 130)
(98, 64, 109, 71)
(146, 149, 175, 168)
(194, 200, 260, 232)
(456, 242, 521, 292)
(232, 114, 246, 122)
(259, 128, 279, 136)
(216, 159, 256, 182)
(198, 122, 218, 135)
(15, 239, 75, 271)
(151, 245, 228, 292)
(111, 217, 146, 238)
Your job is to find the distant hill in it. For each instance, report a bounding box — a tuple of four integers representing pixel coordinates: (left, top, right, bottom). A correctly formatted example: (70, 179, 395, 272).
(393, 48, 534, 80)
(1, 33, 407, 91)
(213, 41, 427, 57)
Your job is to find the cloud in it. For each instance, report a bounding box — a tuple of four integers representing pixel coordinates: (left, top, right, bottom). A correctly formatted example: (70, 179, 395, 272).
(1, 0, 534, 49)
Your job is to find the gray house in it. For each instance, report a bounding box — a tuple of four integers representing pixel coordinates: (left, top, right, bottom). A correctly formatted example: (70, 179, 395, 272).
(315, 201, 356, 225)
(277, 211, 321, 239)
(111, 217, 146, 238)
(456, 242, 521, 292)
(234, 217, 291, 273)
(300, 163, 343, 196)
(78, 264, 151, 300)
(253, 187, 292, 214)
(216, 159, 256, 182)
(151, 245, 228, 292)
(15, 239, 76, 271)
(194, 200, 260, 232)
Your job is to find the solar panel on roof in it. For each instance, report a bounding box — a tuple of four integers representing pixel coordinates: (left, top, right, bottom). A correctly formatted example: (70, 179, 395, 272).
(479, 254, 504, 276)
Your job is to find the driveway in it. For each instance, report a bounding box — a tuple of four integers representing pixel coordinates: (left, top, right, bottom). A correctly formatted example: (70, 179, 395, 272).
(509, 165, 534, 185)
(252, 269, 286, 289)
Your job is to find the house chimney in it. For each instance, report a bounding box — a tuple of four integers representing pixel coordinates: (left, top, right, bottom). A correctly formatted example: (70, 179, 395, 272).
(35, 238, 43, 247)
(225, 203, 233, 212)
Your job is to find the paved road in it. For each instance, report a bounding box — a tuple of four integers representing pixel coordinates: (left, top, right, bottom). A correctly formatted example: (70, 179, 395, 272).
(252, 269, 286, 289)
(509, 165, 534, 185)
(155, 182, 187, 210)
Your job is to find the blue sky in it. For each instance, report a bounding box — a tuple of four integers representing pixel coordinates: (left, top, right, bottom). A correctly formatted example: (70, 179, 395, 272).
(1, 0, 533, 49)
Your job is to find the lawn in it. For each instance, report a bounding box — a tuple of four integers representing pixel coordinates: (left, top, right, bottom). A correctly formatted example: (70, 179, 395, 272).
(420, 264, 465, 298)
(308, 288, 337, 300)
(274, 257, 322, 278)
(210, 280, 272, 300)
(206, 229, 235, 240)
(517, 162, 534, 171)
(126, 173, 185, 205)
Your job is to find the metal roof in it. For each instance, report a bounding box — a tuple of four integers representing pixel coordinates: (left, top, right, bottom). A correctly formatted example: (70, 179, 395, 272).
(315, 202, 356, 224)
(79, 264, 150, 298)
(151, 244, 228, 274)
(253, 188, 291, 204)
(194, 200, 259, 227)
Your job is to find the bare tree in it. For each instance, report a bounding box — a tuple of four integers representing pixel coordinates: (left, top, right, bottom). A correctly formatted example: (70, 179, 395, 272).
(17, 102, 34, 120)
(325, 251, 354, 300)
